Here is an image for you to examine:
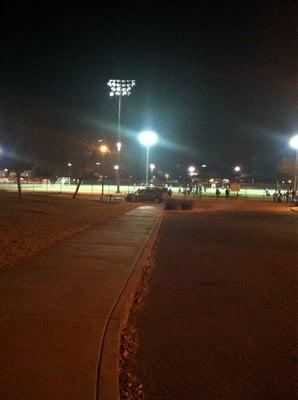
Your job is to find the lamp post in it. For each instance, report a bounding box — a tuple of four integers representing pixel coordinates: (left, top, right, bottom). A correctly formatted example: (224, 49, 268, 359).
(95, 162, 101, 184)
(233, 165, 241, 196)
(289, 134, 298, 190)
(107, 79, 136, 193)
(138, 131, 158, 187)
(149, 163, 155, 182)
(67, 163, 72, 184)
(114, 165, 119, 190)
(99, 144, 109, 196)
(234, 165, 241, 182)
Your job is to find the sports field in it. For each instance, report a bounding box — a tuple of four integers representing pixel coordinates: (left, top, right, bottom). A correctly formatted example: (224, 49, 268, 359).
(0, 182, 273, 198)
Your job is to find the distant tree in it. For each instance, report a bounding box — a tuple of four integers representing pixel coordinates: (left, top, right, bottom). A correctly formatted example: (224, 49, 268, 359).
(0, 99, 35, 199)
(70, 136, 106, 199)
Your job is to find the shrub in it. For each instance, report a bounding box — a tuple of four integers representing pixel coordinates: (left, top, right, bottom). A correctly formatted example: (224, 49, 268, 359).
(180, 200, 193, 210)
(164, 199, 180, 210)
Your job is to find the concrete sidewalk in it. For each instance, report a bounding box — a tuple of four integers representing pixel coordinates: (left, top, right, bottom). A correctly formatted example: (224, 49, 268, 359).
(0, 204, 163, 400)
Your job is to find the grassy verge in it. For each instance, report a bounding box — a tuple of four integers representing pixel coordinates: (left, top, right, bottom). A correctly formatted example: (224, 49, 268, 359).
(0, 191, 138, 269)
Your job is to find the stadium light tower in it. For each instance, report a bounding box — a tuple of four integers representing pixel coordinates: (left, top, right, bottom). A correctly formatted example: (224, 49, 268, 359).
(107, 79, 136, 192)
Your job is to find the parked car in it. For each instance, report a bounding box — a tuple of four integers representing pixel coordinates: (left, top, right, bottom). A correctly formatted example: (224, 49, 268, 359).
(126, 187, 168, 203)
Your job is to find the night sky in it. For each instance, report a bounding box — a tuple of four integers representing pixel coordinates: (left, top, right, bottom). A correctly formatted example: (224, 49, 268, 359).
(1, 3, 297, 180)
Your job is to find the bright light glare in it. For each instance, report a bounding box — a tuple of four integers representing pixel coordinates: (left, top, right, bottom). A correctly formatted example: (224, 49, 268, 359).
(289, 134, 298, 149)
(67, 163, 72, 167)
(100, 144, 108, 154)
(149, 163, 155, 171)
(201, 164, 207, 168)
(138, 131, 158, 147)
(116, 142, 122, 152)
(188, 166, 195, 173)
(234, 166, 241, 172)
(114, 165, 119, 170)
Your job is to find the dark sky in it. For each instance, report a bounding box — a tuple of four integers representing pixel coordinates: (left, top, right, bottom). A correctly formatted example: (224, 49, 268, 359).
(0, 2, 297, 179)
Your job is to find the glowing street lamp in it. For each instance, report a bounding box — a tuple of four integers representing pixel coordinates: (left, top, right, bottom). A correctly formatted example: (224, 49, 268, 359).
(67, 162, 72, 176)
(99, 145, 109, 196)
(116, 141, 122, 152)
(188, 166, 196, 174)
(107, 79, 136, 192)
(149, 163, 155, 181)
(149, 163, 155, 173)
(114, 165, 119, 190)
(99, 144, 108, 154)
(234, 165, 241, 185)
(289, 134, 298, 190)
(138, 131, 158, 187)
(95, 162, 101, 181)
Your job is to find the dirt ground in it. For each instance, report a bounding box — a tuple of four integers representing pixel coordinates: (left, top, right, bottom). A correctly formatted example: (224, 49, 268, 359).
(0, 191, 137, 269)
(123, 199, 297, 400)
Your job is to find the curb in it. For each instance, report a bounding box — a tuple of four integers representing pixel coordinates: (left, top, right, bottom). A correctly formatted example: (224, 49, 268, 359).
(96, 206, 164, 400)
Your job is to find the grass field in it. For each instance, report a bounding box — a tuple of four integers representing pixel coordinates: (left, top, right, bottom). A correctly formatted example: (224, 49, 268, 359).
(0, 182, 273, 198)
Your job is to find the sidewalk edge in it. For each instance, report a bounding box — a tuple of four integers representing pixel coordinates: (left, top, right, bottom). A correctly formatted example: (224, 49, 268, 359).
(97, 207, 164, 400)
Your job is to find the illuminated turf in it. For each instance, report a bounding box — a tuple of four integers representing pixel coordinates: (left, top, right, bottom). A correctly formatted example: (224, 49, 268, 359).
(0, 183, 277, 198)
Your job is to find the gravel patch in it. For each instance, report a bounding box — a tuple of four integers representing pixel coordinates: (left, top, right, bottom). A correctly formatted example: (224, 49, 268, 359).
(120, 248, 156, 400)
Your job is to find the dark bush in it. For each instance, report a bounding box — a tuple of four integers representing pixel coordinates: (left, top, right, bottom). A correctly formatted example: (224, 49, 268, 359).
(180, 200, 193, 210)
(164, 199, 180, 210)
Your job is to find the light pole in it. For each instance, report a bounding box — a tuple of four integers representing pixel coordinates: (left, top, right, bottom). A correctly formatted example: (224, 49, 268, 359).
(138, 131, 158, 187)
(95, 162, 100, 184)
(289, 134, 298, 190)
(107, 79, 136, 193)
(67, 163, 72, 183)
(234, 165, 241, 182)
(149, 163, 155, 182)
(233, 165, 241, 196)
(99, 144, 109, 196)
(114, 164, 119, 190)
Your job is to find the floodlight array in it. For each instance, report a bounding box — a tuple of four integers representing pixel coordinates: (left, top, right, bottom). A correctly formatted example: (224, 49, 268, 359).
(107, 79, 136, 96)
